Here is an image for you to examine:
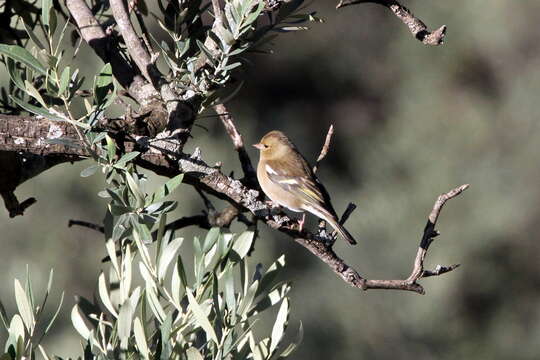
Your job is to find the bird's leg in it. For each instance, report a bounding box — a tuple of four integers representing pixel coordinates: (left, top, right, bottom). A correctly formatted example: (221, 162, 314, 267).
(265, 200, 281, 209)
(297, 213, 306, 232)
(265, 200, 283, 216)
(317, 219, 336, 247)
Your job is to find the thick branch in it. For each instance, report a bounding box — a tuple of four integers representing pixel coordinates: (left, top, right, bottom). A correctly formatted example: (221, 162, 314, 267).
(66, 0, 156, 104)
(336, 0, 446, 46)
(109, 0, 156, 85)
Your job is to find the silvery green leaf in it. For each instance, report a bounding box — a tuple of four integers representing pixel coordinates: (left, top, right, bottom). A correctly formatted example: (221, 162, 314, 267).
(0, 300, 8, 330)
(196, 40, 217, 67)
(121, 245, 133, 302)
(232, 231, 254, 260)
(146, 286, 165, 323)
(41, 0, 52, 27)
(93, 63, 114, 105)
(244, 0, 264, 26)
(256, 254, 286, 297)
(249, 282, 290, 316)
(58, 66, 71, 96)
(105, 238, 120, 276)
(253, 338, 270, 360)
(105, 134, 116, 161)
(223, 61, 242, 71)
(222, 320, 258, 357)
(0, 44, 47, 75)
(171, 261, 183, 308)
(125, 173, 145, 209)
(203, 227, 220, 253)
(186, 289, 219, 344)
(238, 279, 259, 317)
(132, 224, 154, 266)
(14, 279, 34, 333)
(44, 291, 64, 335)
(22, 20, 46, 50)
(277, 322, 303, 358)
(270, 298, 289, 354)
(186, 347, 204, 360)
(24, 80, 47, 106)
(158, 237, 184, 281)
(6, 58, 25, 92)
(71, 305, 91, 340)
(117, 301, 134, 350)
(80, 165, 99, 178)
(223, 265, 236, 317)
(8, 315, 25, 343)
(91, 132, 107, 144)
(133, 317, 149, 359)
(98, 272, 118, 317)
(9, 95, 66, 122)
(115, 151, 140, 168)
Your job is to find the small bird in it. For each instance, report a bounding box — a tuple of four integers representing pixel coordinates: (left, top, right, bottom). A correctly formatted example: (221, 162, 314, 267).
(253, 130, 357, 245)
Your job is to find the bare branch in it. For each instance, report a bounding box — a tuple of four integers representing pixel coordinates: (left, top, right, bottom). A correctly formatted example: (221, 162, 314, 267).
(68, 220, 105, 233)
(313, 124, 334, 173)
(339, 202, 357, 226)
(336, 0, 447, 46)
(1, 192, 36, 218)
(214, 104, 257, 182)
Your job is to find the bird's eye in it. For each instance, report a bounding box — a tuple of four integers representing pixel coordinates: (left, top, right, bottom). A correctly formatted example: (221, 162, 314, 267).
(263, 144, 269, 149)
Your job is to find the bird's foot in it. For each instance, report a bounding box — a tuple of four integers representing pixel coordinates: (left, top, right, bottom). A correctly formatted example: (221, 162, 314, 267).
(265, 200, 283, 215)
(317, 220, 336, 246)
(265, 200, 281, 209)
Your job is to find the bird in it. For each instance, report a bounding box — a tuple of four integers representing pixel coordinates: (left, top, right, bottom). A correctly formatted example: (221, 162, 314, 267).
(253, 130, 357, 245)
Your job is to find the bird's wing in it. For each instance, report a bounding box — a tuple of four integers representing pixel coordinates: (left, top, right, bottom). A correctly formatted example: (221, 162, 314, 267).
(265, 158, 338, 218)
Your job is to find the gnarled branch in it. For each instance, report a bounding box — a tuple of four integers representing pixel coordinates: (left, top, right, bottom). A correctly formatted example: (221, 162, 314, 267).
(336, 0, 447, 46)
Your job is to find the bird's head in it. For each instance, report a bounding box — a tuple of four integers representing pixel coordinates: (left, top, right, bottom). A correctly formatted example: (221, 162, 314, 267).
(253, 130, 294, 160)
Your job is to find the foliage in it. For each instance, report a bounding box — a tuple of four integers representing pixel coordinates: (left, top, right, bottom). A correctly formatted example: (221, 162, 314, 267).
(0, 0, 311, 358)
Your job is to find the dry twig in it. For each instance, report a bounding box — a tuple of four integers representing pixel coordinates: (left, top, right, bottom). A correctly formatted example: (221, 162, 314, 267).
(336, 0, 446, 46)
(214, 104, 257, 182)
(313, 124, 334, 173)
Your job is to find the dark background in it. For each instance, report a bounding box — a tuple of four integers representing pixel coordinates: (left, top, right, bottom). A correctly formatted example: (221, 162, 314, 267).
(2, 1, 540, 358)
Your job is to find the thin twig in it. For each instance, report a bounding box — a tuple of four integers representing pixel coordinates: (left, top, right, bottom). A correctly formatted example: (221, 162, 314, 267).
(336, 0, 446, 46)
(68, 219, 105, 233)
(214, 104, 257, 182)
(313, 124, 334, 173)
(339, 202, 357, 226)
(1, 191, 36, 218)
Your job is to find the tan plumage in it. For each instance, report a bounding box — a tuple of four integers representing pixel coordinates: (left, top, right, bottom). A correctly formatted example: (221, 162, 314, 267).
(253, 130, 357, 245)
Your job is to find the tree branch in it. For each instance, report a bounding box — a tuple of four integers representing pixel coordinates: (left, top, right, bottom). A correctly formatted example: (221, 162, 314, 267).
(66, 0, 156, 104)
(0, 114, 467, 294)
(336, 0, 446, 46)
(214, 104, 256, 183)
(109, 0, 156, 85)
(313, 124, 334, 173)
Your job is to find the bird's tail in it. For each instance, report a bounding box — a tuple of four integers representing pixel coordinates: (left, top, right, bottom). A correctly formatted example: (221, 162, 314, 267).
(326, 216, 357, 245)
(307, 205, 357, 245)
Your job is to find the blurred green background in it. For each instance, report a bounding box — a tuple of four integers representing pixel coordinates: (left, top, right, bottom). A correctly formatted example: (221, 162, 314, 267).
(3, 0, 540, 358)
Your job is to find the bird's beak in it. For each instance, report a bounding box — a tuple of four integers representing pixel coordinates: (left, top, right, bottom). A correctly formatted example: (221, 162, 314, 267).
(253, 143, 264, 150)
